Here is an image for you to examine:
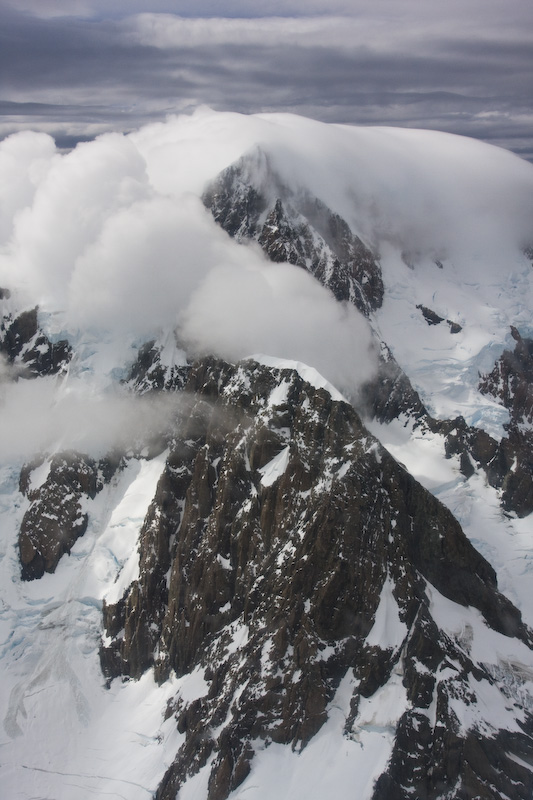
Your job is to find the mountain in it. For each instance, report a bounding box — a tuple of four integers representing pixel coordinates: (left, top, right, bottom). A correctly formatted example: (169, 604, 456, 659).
(1, 109, 533, 800)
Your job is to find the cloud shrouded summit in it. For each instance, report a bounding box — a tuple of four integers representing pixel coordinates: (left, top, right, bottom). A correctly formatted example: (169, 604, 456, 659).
(1, 110, 532, 423)
(2, 109, 533, 317)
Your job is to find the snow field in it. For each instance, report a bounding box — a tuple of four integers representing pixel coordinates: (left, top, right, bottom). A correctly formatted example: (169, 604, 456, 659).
(0, 451, 178, 800)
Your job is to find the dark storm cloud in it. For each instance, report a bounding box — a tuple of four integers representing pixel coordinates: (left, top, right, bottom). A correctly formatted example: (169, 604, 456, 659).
(0, 1, 532, 159)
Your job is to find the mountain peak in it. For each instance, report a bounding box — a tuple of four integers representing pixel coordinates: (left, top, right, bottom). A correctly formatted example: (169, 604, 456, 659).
(1, 110, 533, 800)
(96, 357, 533, 800)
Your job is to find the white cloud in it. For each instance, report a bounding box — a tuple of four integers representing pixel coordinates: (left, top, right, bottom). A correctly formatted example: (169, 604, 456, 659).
(65, 193, 252, 337)
(2, 1, 532, 160)
(127, 14, 363, 50)
(178, 258, 377, 398)
(0, 131, 56, 243)
(126, 9, 532, 54)
(0, 132, 149, 309)
(1, 108, 532, 463)
(244, 115, 533, 263)
(2, 110, 533, 325)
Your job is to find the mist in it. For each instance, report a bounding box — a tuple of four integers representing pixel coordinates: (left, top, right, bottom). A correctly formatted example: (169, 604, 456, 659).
(0, 376, 182, 464)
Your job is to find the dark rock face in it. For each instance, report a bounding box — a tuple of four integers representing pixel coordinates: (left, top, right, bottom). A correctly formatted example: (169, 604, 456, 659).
(374, 703, 533, 800)
(398, 407, 532, 518)
(417, 304, 445, 326)
(480, 327, 533, 429)
(0, 306, 71, 377)
(100, 357, 533, 800)
(126, 340, 190, 394)
(478, 327, 533, 517)
(202, 151, 383, 315)
(19, 452, 99, 580)
(202, 157, 268, 239)
(416, 304, 462, 333)
(361, 342, 429, 423)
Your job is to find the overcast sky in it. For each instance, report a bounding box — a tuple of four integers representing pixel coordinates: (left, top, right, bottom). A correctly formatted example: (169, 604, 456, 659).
(1, 0, 532, 159)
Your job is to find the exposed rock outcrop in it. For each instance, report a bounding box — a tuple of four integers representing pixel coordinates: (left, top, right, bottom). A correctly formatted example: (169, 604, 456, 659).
(364, 328, 533, 518)
(361, 341, 429, 423)
(480, 327, 533, 429)
(478, 326, 533, 516)
(126, 339, 190, 394)
(19, 452, 100, 580)
(0, 306, 71, 378)
(417, 304, 445, 326)
(203, 151, 383, 315)
(416, 303, 462, 333)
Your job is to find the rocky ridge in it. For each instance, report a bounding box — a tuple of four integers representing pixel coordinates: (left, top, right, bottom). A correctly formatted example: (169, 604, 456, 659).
(202, 149, 384, 315)
(95, 356, 533, 800)
(477, 327, 533, 516)
(202, 154, 533, 520)
(7, 345, 533, 799)
(2, 111, 533, 800)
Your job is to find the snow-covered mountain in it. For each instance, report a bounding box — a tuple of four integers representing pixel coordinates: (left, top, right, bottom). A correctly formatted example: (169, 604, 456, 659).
(1, 109, 533, 800)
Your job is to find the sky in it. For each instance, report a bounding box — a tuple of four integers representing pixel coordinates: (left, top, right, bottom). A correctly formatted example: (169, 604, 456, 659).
(0, 0, 532, 160)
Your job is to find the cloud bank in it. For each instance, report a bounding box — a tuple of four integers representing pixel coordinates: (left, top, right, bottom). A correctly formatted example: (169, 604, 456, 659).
(1, 1, 532, 159)
(1, 108, 533, 461)
(2, 110, 533, 332)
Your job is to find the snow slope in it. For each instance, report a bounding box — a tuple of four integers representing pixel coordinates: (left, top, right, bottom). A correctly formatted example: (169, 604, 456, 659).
(0, 453, 183, 799)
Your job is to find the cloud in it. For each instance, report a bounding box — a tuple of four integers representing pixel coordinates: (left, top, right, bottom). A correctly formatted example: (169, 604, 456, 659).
(0, 1, 395, 20)
(0, 107, 532, 463)
(0, 129, 56, 242)
(125, 9, 532, 57)
(126, 14, 374, 50)
(65, 193, 254, 336)
(0, 120, 279, 339)
(2, 109, 533, 301)
(0, 352, 16, 382)
(4, 0, 532, 25)
(178, 258, 377, 398)
(0, 131, 149, 310)
(0, 3, 532, 159)
(0, 111, 386, 456)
